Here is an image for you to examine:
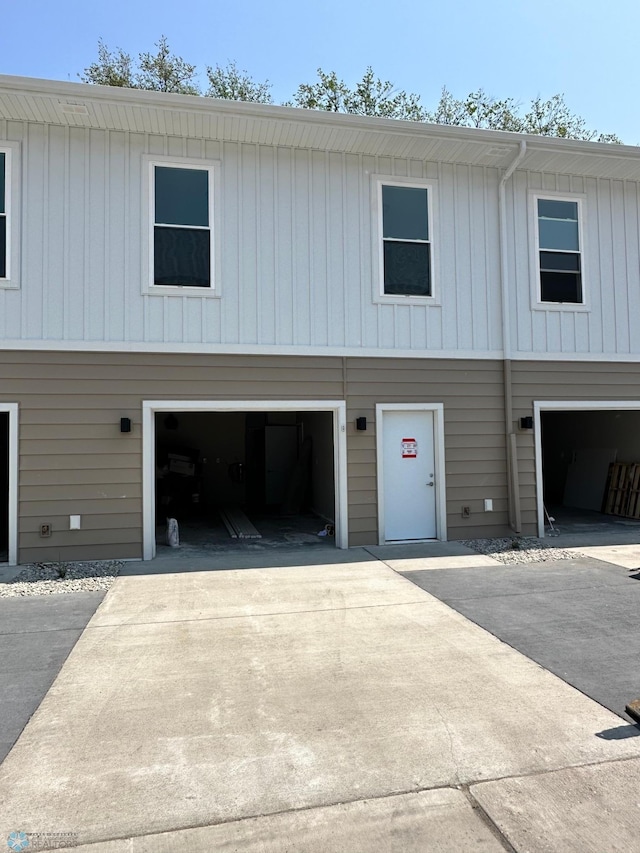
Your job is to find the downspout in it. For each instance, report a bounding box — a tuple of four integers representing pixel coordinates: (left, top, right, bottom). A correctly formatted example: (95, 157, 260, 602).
(498, 140, 527, 533)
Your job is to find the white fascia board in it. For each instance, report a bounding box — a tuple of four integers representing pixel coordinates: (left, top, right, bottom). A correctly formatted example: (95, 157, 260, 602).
(3, 75, 640, 170)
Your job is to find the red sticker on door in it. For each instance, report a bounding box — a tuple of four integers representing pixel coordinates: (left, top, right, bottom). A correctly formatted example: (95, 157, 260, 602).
(402, 438, 418, 458)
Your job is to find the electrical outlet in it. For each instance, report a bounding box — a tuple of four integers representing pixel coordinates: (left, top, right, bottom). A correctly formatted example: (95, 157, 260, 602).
(39, 523, 52, 538)
(461, 506, 471, 518)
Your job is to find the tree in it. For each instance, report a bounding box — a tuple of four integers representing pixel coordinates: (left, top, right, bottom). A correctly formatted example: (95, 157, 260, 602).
(81, 36, 200, 95)
(425, 86, 621, 142)
(290, 67, 427, 121)
(80, 41, 621, 142)
(425, 87, 523, 132)
(80, 39, 135, 88)
(521, 94, 620, 143)
(206, 61, 272, 103)
(136, 36, 200, 95)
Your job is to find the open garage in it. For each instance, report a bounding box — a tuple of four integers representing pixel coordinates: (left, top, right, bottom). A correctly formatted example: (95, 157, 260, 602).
(144, 401, 348, 558)
(537, 403, 640, 536)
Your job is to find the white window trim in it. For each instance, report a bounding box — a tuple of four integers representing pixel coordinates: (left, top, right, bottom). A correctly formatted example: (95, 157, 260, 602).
(530, 190, 588, 312)
(372, 175, 440, 306)
(0, 142, 21, 290)
(142, 399, 348, 558)
(142, 155, 221, 297)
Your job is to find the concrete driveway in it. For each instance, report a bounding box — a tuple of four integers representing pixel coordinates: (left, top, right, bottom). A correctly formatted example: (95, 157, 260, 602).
(0, 592, 105, 763)
(1, 549, 640, 851)
(399, 555, 640, 722)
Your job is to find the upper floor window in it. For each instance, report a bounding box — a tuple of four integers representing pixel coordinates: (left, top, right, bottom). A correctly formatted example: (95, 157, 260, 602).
(535, 197, 583, 304)
(0, 144, 19, 289)
(381, 183, 432, 297)
(0, 151, 7, 280)
(150, 162, 214, 290)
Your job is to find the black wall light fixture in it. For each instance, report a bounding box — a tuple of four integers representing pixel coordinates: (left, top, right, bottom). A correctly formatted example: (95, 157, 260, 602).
(520, 416, 533, 430)
(120, 417, 132, 433)
(356, 417, 367, 431)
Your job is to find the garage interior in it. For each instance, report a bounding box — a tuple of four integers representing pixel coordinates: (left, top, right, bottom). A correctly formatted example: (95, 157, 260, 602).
(154, 410, 336, 553)
(540, 409, 640, 532)
(0, 413, 7, 562)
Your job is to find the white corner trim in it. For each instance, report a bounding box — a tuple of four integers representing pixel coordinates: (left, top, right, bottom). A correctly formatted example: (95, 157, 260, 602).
(141, 399, 348, 559)
(533, 399, 640, 537)
(375, 402, 447, 545)
(1, 403, 18, 565)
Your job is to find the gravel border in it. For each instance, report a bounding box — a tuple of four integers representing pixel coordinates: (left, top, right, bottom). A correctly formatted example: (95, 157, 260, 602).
(0, 560, 123, 597)
(0, 536, 587, 597)
(460, 537, 580, 564)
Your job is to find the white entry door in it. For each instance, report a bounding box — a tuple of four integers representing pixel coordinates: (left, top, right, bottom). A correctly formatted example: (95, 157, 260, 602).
(381, 409, 437, 541)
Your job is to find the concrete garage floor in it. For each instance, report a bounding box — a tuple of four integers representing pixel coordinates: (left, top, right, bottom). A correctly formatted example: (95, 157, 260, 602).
(400, 556, 640, 723)
(1, 553, 640, 851)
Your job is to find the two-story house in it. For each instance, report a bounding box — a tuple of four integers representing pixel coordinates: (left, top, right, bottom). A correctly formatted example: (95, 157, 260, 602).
(2, 74, 640, 566)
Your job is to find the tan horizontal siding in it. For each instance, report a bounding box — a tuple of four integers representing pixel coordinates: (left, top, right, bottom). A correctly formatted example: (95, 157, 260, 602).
(19, 513, 138, 532)
(3, 351, 516, 560)
(346, 358, 509, 544)
(19, 542, 137, 564)
(21, 468, 138, 486)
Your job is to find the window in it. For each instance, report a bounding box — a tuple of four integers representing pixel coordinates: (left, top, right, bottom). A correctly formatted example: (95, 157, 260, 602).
(0, 144, 18, 288)
(0, 151, 7, 280)
(536, 197, 583, 304)
(380, 182, 433, 297)
(151, 163, 213, 289)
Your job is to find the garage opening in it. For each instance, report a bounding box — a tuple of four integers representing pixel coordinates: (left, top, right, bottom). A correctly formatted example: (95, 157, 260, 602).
(540, 408, 640, 533)
(153, 410, 337, 555)
(0, 412, 8, 563)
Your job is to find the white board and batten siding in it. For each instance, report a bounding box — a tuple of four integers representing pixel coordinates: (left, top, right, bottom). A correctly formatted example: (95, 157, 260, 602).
(0, 120, 503, 356)
(3, 119, 640, 361)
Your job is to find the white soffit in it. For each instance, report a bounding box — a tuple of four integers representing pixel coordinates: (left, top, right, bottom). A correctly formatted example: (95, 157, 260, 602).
(1, 76, 640, 180)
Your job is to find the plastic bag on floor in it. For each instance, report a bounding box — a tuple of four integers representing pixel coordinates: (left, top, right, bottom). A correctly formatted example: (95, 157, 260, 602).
(166, 517, 180, 548)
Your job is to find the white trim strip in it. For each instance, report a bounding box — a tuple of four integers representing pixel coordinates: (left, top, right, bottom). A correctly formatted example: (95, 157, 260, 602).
(0, 403, 18, 565)
(142, 399, 348, 560)
(0, 339, 502, 360)
(7, 339, 640, 363)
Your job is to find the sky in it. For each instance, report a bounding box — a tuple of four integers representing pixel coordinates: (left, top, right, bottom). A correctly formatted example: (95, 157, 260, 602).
(1, 0, 638, 143)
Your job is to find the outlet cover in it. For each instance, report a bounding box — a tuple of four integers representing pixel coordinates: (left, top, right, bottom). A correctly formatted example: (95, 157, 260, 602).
(462, 506, 471, 518)
(39, 523, 52, 538)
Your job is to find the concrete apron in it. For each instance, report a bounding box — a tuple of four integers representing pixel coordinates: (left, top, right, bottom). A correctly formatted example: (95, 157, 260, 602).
(1, 556, 640, 852)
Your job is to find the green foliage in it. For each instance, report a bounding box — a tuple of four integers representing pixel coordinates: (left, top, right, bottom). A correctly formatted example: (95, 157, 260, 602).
(425, 87, 621, 142)
(521, 94, 621, 142)
(136, 36, 200, 94)
(80, 39, 135, 88)
(290, 67, 426, 121)
(81, 36, 200, 95)
(206, 61, 272, 103)
(80, 40, 622, 142)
